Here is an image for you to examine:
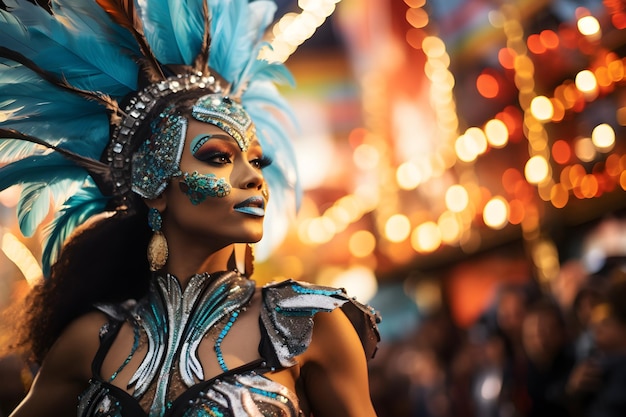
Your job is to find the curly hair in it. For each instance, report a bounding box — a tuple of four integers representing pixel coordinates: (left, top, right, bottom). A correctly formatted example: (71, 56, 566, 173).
(9, 198, 152, 365)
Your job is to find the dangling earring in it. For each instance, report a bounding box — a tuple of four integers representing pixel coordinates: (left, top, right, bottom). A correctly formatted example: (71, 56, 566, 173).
(147, 207, 168, 271)
(244, 243, 255, 277)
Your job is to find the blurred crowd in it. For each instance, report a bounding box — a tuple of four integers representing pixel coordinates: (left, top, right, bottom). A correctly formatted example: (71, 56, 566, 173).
(369, 258, 626, 417)
(2, 258, 626, 416)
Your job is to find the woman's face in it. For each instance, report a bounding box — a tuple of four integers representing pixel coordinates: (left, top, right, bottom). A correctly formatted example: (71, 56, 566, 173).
(159, 118, 270, 250)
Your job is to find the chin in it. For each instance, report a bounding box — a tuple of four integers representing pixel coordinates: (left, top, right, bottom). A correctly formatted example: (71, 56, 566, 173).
(241, 228, 263, 243)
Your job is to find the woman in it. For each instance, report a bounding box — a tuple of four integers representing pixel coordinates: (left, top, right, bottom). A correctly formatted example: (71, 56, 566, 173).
(0, 0, 380, 416)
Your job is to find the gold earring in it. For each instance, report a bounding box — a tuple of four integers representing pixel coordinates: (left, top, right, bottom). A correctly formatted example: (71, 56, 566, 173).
(147, 208, 168, 271)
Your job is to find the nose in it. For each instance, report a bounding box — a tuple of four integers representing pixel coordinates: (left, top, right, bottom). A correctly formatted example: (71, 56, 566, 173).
(235, 161, 264, 190)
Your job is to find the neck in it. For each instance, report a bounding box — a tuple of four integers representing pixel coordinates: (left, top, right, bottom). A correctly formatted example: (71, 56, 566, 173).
(163, 244, 235, 286)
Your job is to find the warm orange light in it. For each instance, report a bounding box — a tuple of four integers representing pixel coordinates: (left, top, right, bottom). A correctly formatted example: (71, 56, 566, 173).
(618, 107, 626, 126)
(476, 72, 499, 98)
(508, 199, 525, 224)
(406, 7, 429, 28)
(606, 154, 622, 177)
(569, 164, 587, 188)
(552, 140, 572, 165)
(348, 127, 368, 148)
(560, 166, 572, 189)
(540, 30, 559, 49)
(496, 107, 523, 143)
(498, 47, 516, 70)
(550, 183, 569, 208)
(580, 174, 599, 198)
(612, 12, 626, 30)
(527, 33, 546, 54)
(550, 98, 565, 122)
(595, 66, 612, 87)
(502, 168, 523, 194)
(406, 28, 426, 49)
(404, 0, 426, 7)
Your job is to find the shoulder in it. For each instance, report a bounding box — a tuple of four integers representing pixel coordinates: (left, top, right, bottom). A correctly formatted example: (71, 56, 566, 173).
(258, 279, 380, 368)
(9, 311, 109, 417)
(42, 310, 109, 381)
(304, 307, 366, 363)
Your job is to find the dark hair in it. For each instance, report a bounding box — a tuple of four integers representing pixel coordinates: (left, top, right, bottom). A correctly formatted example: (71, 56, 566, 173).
(526, 296, 567, 328)
(9, 92, 206, 365)
(11, 196, 151, 364)
(605, 277, 626, 325)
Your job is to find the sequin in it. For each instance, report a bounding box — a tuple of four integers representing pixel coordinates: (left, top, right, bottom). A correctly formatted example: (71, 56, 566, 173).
(107, 73, 223, 203)
(179, 171, 231, 204)
(192, 95, 256, 152)
(78, 272, 381, 417)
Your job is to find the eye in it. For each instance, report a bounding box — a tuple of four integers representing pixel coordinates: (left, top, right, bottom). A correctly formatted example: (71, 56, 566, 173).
(251, 155, 273, 169)
(195, 150, 233, 165)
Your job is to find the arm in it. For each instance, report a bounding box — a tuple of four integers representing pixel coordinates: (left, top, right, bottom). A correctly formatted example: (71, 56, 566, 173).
(9, 312, 105, 417)
(300, 308, 378, 417)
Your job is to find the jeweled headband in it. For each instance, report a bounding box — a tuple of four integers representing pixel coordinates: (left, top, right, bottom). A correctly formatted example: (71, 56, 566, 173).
(103, 68, 257, 200)
(192, 95, 256, 152)
(0, 0, 300, 275)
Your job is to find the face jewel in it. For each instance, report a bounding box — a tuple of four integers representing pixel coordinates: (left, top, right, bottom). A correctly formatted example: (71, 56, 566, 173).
(131, 105, 187, 199)
(108, 73, 222, 201)
(191, 94, 256, 152)
(178, 171, 231, 205)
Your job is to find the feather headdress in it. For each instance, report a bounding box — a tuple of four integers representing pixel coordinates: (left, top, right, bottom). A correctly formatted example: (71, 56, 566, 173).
(0, 0, 300, 276)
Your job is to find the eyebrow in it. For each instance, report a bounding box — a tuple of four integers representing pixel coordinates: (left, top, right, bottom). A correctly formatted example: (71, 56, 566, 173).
(205, 133, 234, 142)
(195, 132, 261, 151)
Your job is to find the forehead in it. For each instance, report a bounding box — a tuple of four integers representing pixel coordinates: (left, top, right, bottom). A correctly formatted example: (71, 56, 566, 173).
(191, 94, 256, 151)
(185, 118, 261, 149)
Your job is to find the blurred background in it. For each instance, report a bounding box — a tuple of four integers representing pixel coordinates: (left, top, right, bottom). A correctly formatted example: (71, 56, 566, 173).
(2, 0, 626, 415)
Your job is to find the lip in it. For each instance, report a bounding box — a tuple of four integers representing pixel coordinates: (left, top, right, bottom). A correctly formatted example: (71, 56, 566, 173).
(234, 196, 265, 217)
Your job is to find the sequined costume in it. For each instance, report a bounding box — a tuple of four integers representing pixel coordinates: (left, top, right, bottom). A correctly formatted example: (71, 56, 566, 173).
(77, 271, 380, 416)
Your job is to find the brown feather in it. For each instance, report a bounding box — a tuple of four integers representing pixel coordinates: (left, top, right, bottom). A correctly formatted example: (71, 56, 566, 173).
(0, 129, 114, 195)
(95, 0, 165, 82)
(193, 0, 211, 74)
(0, 46, 122, 124)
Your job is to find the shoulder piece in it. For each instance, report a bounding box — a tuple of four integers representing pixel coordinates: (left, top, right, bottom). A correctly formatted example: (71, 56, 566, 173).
(94, 299, 139, 322)
(259, 279, 381, 368)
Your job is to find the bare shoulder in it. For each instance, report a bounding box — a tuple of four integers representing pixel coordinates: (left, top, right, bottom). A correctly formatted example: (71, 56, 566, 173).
(298, 308, 378, 417)
(304, 307, 366, 364)
(47, 310, 108, 376)
(9, 310, 108, 417)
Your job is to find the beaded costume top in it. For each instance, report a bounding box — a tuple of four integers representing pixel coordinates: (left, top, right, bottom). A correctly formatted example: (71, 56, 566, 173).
(77, 271, 380, 416)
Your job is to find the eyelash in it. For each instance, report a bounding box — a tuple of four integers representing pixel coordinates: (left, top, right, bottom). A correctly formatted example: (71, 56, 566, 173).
(252, 155, 273, 169)
(199, 151, 273, 169)
(200, 151, 232, 165)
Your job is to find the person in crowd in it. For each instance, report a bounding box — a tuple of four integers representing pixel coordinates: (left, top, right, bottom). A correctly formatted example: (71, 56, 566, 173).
(521, 297, 576, 417)
(0, 0, 380, 416)
(566, 275, 626, 417)
(570, 284, 603, 362)
(492, 283, 538, 415)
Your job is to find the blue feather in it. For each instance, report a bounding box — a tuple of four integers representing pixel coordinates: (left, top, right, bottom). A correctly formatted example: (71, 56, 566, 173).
(0, 154, 85, 191)
(41, 183, 108, 277)
(17, 183, 51, 237)
(0, 2, 138, 93)
(141, 0, 196, 65)
(0, 154, 89, 237)
(0, 0, 312, 268)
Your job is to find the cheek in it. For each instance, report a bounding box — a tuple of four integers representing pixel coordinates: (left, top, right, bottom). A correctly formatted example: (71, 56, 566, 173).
(178, 171, 231, 204)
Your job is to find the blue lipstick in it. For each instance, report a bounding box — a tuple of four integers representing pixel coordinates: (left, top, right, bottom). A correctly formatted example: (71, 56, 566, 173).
(234, 196, 265, 217)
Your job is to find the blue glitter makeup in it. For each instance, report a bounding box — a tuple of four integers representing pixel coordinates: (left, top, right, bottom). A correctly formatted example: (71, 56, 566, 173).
(179, 171, 231, 205)
(190, 134, 213, 156)
(192, 94, 256, 152)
